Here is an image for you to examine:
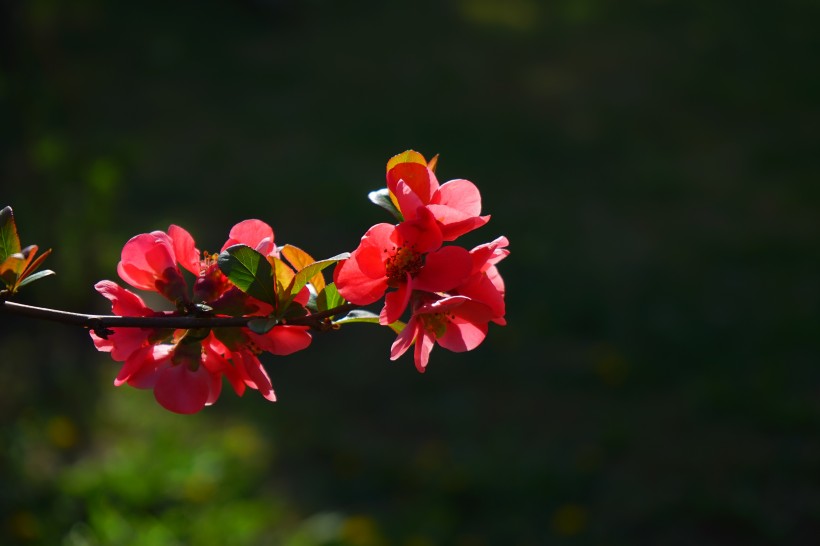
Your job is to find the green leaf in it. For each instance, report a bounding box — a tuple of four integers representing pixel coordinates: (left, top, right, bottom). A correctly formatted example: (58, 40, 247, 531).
(289, 253, 350, 297)
(316, 283, 345, 313)
(368, 188, 404, 222)
(247, 318, 278, 334)
(334, 309, 406, 334)
(0, 206, 21, 264)
(17, 269, 55, 288)
(218, 245, 277, 305)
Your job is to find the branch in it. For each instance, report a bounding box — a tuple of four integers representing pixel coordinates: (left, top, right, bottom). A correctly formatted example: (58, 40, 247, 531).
(0, 300, 360, 335)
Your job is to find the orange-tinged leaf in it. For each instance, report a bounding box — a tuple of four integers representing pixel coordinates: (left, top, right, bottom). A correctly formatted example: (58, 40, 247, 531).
(386, 150, 427, 172)
(21, 247, 52, 280)
(281, 244, 325, 292)
(268, 256, 295, 304)
(427, 154, 439, 172)
(0, 253, 26, 277)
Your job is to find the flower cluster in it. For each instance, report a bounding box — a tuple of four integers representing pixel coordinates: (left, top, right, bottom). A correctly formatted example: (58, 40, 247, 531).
(89, 150, 507, 413)
(92, 220, 312, 414)
(334, 150, 508, 372)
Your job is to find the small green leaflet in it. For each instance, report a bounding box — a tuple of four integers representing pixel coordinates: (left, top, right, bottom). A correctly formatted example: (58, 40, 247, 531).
(247, 318, 279, 334)
(217, 245, 277, 305)
(0, 206, 21, 263)
(317, 283, 345, 313)
(288, 253, 349, 298)
(334, 309, 406, 334)
(367, 188, 404, 222)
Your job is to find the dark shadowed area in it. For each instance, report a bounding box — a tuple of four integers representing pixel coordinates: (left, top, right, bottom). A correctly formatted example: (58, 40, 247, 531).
(1, 1, 818, 544)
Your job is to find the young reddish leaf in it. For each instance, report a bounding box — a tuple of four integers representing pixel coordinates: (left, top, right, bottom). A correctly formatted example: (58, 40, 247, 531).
(218, 245, 277, 305)
(20, 247, 52, 280)
(334, 309, 405, 334)
(281, 244, 326, 292)
(0, 206, 21, 264)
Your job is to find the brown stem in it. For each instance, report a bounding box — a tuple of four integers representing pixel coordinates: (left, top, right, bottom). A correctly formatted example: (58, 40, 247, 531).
(0, 300, 361, 335)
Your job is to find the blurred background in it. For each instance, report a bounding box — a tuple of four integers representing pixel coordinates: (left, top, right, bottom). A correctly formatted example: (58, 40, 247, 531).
(1, 1, 818, 544)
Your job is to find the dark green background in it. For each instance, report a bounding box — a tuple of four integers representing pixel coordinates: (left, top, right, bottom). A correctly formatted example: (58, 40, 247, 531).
(1, 1, 818, 544)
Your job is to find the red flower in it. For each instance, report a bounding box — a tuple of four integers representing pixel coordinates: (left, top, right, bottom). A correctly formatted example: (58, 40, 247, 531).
(386, 150, 490, 241)
(334, 207, 473, 324)
(454, 236, 509, 325)
(113, 335, 230, 414)
(116, 227, 195, 304)
(390, 295, 497, 372)
(92, 219, 312, 413)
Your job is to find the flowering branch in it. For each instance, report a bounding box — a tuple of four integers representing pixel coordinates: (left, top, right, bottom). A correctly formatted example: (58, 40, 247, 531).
(1, 149, 509, 414)
(0, 299, 358, 335)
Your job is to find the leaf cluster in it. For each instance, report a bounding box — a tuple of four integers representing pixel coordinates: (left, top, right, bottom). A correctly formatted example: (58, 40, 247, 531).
(0, 206, 54, 296)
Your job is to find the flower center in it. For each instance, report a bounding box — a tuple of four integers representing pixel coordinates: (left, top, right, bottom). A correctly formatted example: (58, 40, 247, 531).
(421, 312, 449, 338)
(385, 245, 423, 284)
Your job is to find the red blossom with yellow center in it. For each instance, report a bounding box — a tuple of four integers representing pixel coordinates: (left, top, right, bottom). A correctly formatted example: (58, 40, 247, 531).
(334, 207, 473, 325)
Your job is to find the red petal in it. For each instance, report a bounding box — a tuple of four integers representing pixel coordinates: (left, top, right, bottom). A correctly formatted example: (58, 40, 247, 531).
(390, 318, 419, 361)
(380, 275, 412, 325)
(222, 219, 275, 255)
(154, 364, 212, 414)
(253, 325, 312, 356)
(413, 246, 472, 293)
(438, 317, 488, 352)
(168, 224, 200, 276)
(393, 179, 425, 220)
(413, 329, 436, 372)
(238, 351, 276, 402)
(433, 179, 483, 217)
(386, 162, 439, 203)
(117, 232, 177, 290)
(395, 207, 443, 253)
(94, 280, 153, 316)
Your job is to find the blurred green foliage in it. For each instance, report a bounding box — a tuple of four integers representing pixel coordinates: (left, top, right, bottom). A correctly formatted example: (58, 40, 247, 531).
(1, 0, 819, 544)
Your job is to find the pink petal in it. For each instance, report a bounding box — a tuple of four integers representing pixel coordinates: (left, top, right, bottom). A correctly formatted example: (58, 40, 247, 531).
(380, 274, 412, 325)
(237, 351, 276, 402)
(456, 272, 506, 319)
(253, 325, 312, 356)
(413, 329, 436, 372)
(386, 162, 439, 203)
(168, 224, 200, 276)
(390, 318, 419, 361)
(433, 179, 483, 217)
(94, 280, 153, 316)
(116, 344, 171, 387)
(203, 342, 246, 396)
(154, 364, 212, 414)
(438, 214, 491, 242)
(396, 207, 443, 254)
(413, 246, 472, 293)
(469, 236, 510, 274)
(333, 252, 388, 305)
(117, 232, 177, 290)
(393, 179, 425, 220)
(438, 317, 488, 352)
(222, 219, 275, 255)
(103, 328, 152, 361)
(205, 372, 223, 406)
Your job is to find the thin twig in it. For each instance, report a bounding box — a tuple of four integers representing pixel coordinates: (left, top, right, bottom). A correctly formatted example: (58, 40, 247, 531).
(0, 300, 360, 333)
